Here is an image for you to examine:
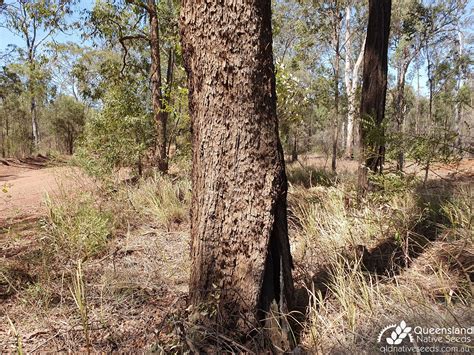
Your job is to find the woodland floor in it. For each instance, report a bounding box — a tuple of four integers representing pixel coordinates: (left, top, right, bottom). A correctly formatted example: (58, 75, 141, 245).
(0, 155, 473, 352)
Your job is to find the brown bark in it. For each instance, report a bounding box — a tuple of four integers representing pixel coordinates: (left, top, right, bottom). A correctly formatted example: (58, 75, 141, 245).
(1, 118, 4, 158)
(359, 0, 391, 176)
(454, 30, 464, 150)
(180, 0, 294, 342)
(291, 131, 298, 162)
(148, 0, 168, 172)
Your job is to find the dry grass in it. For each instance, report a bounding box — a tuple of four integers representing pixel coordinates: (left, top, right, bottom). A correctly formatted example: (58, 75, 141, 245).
(288, 174, 473, 353)
(1, 170, 191, 352)
(127, 173, 191, 230)
(1, 159, 472, 353)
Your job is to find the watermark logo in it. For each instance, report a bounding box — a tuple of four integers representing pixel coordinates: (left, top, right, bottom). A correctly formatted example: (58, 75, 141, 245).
(378, 320, 414, 345)
(378, 321, 472, 353)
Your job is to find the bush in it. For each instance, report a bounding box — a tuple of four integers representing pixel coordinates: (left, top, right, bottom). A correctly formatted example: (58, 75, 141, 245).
(74, 83, 154, 180)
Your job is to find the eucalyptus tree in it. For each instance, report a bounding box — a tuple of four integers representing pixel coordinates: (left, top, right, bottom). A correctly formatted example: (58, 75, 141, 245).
(343, 1, 366, 158)
(87, 0, 179, 172)
(0, 65, 25, 157)
(409, 0, 468, 180)
(272, 0, 325, 161)
(0, 0, 74, 149)
(181, 0, 295, 346)
(359, 0, 391, 185)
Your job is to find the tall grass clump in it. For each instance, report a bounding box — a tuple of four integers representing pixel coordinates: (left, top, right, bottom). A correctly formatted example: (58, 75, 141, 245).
(290, 176, 473, 353)
(440, 185, 472, 239)
(288, 183, 421, 269)
(287, 165, 335, 188)
(128, 173, 191, 229)
(42, 192, 113, 261)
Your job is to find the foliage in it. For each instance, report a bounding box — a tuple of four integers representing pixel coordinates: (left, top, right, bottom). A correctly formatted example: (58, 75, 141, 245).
(75, 82, 153, 179)
(48, 95, 86, 154)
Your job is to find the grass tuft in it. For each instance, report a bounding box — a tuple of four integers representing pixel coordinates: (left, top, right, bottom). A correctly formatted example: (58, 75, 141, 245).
(128, 173, 191, 229)
(42, 192, 113, 261)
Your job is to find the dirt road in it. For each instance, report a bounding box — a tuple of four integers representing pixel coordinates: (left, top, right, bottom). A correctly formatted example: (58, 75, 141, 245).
(0, 160, 83, 224)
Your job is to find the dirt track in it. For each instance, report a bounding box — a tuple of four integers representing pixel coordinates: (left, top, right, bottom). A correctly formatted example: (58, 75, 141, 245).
(0, 160, 82, 224)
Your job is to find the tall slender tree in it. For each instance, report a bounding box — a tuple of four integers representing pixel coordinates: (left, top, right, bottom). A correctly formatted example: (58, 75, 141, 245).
(359, 0, 391, 179)
(88, 0, 176, 172)
(330, 0, 343, 172)
(0, 0, 73, 150)
(180, 0, 294, 344)
(343, 3, 365, 159)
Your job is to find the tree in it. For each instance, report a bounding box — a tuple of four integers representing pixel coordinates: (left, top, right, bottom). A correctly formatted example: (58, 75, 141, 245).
(0, 0, 74, 149)
(180, 0, 294, 344)
(76, 81, 153, 178)
(329, 0, 343, 172)
(343, 2, 365, 159)
(87, 0, 178, 172)
(0, 65, 25, 157)
(359, 0, 391, 181)
(390, 0, 422, 171)
(49, 95, 86, 155)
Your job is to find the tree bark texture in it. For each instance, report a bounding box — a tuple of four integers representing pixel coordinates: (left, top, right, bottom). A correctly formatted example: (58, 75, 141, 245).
(454, 30, 464, 149)
(28, 52, 39, 150)
(180, 0, 294, 337)
(359, 0, 391, 173)
(148, 0, 168, 173)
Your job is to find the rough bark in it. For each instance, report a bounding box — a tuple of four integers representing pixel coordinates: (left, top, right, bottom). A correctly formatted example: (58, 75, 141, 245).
(30, 96, 39, 149)
(148, 0, 168, 173)
(1, 117, 4, 158)
(291, 132, 298, 162)
(359, 0, 391, 175)
(180, 0, 294, 341)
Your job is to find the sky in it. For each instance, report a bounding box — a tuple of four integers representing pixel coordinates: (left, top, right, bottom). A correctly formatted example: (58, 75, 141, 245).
(1, 0, 473, 97)
(0, 0, 94, 54)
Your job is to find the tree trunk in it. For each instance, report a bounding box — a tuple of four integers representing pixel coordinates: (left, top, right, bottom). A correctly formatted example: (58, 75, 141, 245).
(180, 0, 294, 344)
(395, 57, 409, 171)
(1, 117, 4, 158)
(359, 0, 391, 177)
(28, 50, 39, 151)
(344, 6, 365, 159)
(291, 131, 298, 162)
(30, 96, 39, 150)
(5, 114, 9, 157)
(343, 6, 353, 159)
(454, 30, 464, 150)
(148, 0, 168, 173)
(331, 5, 342, 173)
